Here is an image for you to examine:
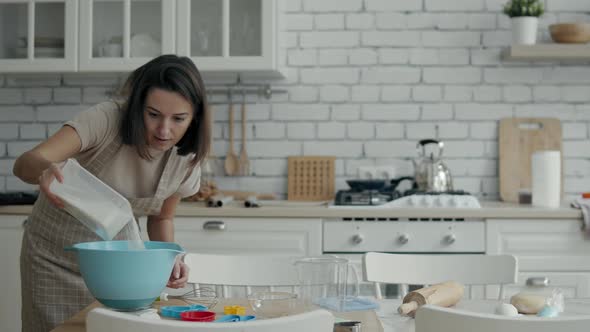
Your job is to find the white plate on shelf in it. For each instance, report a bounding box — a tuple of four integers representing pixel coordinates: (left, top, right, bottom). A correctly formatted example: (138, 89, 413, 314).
(130, 34, 160, 57)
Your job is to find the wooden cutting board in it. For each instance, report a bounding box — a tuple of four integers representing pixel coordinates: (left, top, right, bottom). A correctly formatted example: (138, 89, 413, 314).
(288, 156, 335, 201)
(499, 118, 562, 202)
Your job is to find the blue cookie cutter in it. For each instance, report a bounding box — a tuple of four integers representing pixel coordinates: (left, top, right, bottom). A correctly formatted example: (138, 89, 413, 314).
(160, 304, 208, 319)
(215, 315, 256, 322)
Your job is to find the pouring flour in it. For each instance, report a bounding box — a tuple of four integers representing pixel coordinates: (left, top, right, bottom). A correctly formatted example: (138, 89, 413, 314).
(49, 158, 144, 249)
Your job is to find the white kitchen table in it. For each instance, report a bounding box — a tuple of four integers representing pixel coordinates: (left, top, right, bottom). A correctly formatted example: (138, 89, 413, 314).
(51, 297, 590, 332)
(375, 298, 590, 332)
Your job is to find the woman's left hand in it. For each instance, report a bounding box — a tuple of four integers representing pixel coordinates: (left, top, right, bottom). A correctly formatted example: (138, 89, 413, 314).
(167, 256, 190, 289)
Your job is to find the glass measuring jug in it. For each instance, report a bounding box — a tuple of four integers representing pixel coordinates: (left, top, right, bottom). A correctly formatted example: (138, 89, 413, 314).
(294, 256, 359, 312)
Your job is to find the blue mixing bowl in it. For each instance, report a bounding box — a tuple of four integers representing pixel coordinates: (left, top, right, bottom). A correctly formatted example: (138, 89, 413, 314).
(66, 241, 185, 311)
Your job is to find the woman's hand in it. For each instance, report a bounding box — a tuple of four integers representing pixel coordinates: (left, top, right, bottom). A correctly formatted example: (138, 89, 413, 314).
(167, 256, 190, 289)
(38, 162, 65, 209)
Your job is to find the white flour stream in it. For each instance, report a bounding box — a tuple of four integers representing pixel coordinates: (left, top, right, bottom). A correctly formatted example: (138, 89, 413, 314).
(123, 218, 145, 250)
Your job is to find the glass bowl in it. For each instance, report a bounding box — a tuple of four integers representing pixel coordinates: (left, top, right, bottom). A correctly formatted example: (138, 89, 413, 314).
(247, 291, 299, 318)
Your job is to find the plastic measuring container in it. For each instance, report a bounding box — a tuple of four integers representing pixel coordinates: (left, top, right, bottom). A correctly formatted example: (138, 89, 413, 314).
(49, 158, 134, 240)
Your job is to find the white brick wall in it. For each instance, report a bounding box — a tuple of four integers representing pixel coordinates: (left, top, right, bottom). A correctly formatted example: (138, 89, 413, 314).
(1, 0, 589, 200)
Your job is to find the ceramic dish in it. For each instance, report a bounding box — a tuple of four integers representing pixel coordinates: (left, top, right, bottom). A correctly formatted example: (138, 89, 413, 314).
(549, 23, 590, 43)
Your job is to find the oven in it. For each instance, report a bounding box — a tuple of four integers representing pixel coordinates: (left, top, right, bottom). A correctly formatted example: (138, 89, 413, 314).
(322, 217, 486, 297)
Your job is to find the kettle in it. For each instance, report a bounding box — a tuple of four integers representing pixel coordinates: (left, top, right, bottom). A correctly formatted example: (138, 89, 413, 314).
(413, 139, 453, 192)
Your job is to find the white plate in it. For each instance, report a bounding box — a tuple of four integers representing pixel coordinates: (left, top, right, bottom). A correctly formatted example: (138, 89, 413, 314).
(130, 34, 160, 57)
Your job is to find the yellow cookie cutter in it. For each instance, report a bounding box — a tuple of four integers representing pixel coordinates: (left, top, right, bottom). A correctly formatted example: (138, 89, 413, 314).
(224, 305, 246, 315)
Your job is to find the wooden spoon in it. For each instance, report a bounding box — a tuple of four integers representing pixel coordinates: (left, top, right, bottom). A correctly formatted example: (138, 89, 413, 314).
(224, 101, 239, 176)
(239, 100, 250, 176)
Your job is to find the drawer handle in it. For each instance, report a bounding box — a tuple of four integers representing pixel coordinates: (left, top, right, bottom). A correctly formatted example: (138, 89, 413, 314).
(203, 221, 226, 231)
(526, 277, 550, 287)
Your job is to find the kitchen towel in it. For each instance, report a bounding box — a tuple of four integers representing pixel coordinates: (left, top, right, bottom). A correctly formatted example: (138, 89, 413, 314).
(571, 198, 590, 237)
(531, 150, 561, 208)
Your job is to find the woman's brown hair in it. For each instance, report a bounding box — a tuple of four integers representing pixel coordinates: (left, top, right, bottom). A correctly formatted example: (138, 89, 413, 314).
(119, 54, 211, 166)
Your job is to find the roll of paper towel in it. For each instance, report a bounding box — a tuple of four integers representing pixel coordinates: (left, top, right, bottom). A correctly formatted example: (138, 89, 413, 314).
(531, 150, 561, 208)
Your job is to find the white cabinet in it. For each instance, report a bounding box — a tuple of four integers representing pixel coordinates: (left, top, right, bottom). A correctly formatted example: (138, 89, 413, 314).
(176, 0, 280, 76)
(78, 0, 175, 72)
(152, 217, 322, 256)
(486, 218, 590, 298)
(0, 0, 78, 72)
(0, 215, 26, 332)
(0, 0, 280, 76)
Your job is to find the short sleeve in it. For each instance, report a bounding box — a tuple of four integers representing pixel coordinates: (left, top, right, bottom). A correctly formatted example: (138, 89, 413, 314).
(64, 102, 119, 151)
(176, 165, 201, 198)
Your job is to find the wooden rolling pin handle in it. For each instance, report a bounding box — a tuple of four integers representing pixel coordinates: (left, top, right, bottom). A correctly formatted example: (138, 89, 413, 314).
(398, 301, 419, 315)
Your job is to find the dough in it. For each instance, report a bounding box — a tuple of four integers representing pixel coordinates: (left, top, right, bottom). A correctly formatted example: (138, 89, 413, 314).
(495, 303, 519, 316)
(510, 293, 546, 314)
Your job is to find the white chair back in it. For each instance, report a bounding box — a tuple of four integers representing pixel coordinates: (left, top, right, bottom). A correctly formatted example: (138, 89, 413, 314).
(184, 253, 301, 297)
(86, 307, 334, 332)
(415, 304, 590, 332)
(363, 252, 518, 299)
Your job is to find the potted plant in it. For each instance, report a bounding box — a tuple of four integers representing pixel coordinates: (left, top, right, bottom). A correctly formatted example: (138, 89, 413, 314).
(503, 0, 544, 45)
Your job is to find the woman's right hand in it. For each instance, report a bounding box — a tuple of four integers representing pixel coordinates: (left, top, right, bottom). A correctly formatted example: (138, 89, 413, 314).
(38, 162, 65, 209)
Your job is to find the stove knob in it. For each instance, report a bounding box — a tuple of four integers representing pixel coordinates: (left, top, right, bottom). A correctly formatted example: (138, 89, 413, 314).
(398, 234, 410, 244)
(443, 234, 456, 244)
(351, 234, 364, 245)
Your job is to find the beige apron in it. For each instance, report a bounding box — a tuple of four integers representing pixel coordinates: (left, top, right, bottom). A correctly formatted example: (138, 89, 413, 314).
(20, 137, 186, 332)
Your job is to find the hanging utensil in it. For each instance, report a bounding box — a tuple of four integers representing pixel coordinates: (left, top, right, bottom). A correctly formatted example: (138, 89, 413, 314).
(202, 101, 216, 182)
(239, 92, 250, 176)
(224, 93, 239, 176)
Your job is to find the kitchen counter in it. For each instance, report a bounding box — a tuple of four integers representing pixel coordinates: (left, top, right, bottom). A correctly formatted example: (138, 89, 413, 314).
(0, 200, 582, 219)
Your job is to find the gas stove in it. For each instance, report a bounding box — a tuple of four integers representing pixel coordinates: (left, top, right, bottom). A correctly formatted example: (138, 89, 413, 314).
(334, 188, 480, 208)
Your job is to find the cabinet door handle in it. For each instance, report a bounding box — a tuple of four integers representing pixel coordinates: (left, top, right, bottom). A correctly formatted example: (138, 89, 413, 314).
(526, 277, 550, 287)
(203, 221, 226, 231)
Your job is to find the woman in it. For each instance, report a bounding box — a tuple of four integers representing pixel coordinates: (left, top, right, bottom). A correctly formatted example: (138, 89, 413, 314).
(13, 54, 211, 331)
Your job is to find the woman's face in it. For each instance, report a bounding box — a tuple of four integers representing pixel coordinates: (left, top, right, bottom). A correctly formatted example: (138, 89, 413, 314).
(143, 88, 194, 152)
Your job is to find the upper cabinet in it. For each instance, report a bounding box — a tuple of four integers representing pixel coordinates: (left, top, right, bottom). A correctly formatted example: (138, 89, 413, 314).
(0, 0, 281, 77)
(78, 0, 175, 72)
(0, 0, 78, 72)
(176, 0, 279, 77)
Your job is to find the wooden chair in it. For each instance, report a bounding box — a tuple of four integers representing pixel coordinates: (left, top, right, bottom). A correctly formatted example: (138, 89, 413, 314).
(362, 252, 518, 300)
(86, 307, 334, 332)
(415, 304, 590, 332)
(182, 253, 302, 298)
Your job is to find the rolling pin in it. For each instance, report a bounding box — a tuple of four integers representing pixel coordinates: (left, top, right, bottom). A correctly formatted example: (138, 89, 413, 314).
(398, 281, 464, 317)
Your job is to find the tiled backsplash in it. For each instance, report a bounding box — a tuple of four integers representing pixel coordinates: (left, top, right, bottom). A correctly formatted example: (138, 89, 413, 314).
(1, 0, 590, 201)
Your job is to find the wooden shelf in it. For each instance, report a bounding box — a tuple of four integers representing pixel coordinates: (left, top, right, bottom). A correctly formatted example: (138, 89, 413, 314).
(502, 44, 590, 61)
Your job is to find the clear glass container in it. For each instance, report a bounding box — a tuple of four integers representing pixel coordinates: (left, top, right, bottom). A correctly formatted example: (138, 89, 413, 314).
(294, 256, 359, 312)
